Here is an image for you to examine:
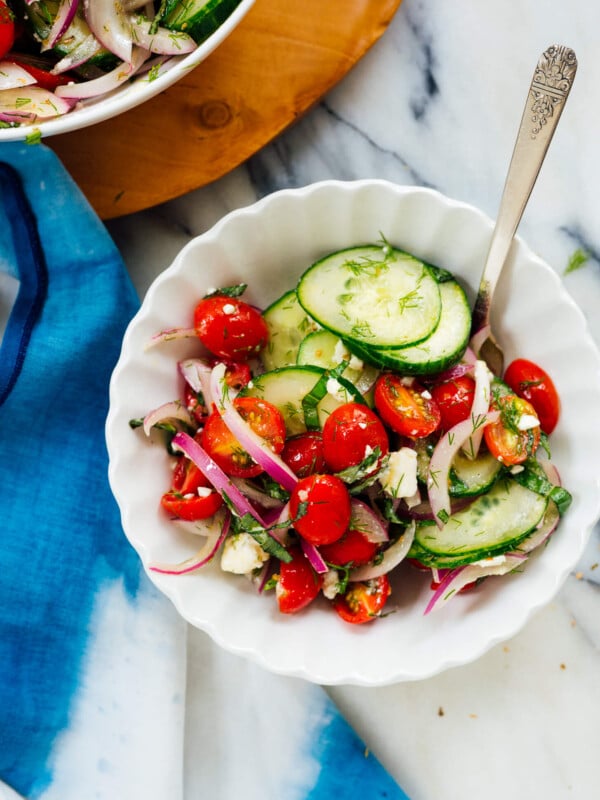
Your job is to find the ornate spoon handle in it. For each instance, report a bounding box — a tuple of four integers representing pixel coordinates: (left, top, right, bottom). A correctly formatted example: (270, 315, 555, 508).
(472, 44, 578, 333)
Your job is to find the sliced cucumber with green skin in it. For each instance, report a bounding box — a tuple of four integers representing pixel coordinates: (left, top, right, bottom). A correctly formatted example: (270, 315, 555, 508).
(163, 0, 242, 44)
(241, 366, 363, 435)
(261, 290, 319, 371)
(296, 329, 379, 396)
(411, 478, 548, 567)
(297, 245, 441, 350)
(346, 279, 471, 376)
(449, 449, 504, 497)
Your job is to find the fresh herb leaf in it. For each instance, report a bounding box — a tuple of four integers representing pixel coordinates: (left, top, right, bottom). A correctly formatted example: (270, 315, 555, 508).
(564, 248, 590, 275)
(204, 283, 248, 299)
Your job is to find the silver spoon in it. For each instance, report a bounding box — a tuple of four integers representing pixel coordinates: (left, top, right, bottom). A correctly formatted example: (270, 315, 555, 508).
(471, 44, 577, 376)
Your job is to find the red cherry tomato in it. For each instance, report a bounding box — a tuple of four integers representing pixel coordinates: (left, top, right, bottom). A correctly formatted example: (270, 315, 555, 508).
(319, 527, 380, 567)
(374, 374, 441, 439)
(332, 575, 391, 624)
(276, 547, 323, 614)
(321, 402, 389, 473)
(430, 375, 476, 431)
(160, 457, 223, 520)
(200, 396, 286, 478)
(0, 2, 15, 60)
(503, 358, 560, 434)
(194, 295, 268, 361)
(484, 394, 540, 466)
(289, 474, 351, 546)
(281, 431, 326, 478)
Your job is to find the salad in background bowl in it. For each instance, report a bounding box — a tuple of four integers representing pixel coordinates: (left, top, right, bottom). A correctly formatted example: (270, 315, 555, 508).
(106, 180, 600, 686)
(0, 0, 254, 140)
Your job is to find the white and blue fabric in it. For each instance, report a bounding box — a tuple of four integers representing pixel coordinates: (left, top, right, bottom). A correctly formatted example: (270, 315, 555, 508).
(0, 143, 409, 800)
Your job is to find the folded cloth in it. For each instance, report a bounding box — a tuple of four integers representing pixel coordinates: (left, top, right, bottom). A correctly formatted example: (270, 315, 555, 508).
(0, 142, 410, 800)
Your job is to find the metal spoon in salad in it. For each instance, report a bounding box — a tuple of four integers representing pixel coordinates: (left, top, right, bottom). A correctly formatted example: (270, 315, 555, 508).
(471, 44, 577, 377)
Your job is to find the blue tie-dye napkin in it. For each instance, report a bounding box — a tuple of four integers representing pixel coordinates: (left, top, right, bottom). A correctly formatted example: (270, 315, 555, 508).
(0, 143, 409, 800)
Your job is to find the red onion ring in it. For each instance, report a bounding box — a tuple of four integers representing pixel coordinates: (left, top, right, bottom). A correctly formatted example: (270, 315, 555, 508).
(129, 15, 196, 55)
(301, 539, 328, 574)
(83, 0, 133, 64)
(142, 399, 194, 436)
(0, 62, 36, 90)
(43, 0, 80, 51)
(150, 511, 230, 575)
(349, 523, 416, 582)
(56, 48, 149, 99)
(350, 498, 389, 543)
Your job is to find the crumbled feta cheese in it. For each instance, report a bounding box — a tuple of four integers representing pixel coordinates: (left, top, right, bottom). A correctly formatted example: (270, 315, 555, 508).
(333, 339, 351, 363)
(297, 489, 309, 502)
(222, 303, 237, 315)
(326, 377, 351, 403)
(510, 464, 525, 474)
(183, 493, 195, 500)
(364, 444, 374, 459)
(421, 389, 432, 400)
(196, 486, 213, 498)
(322, 569, 340, 599)
(379, 447, 418, 498)
(358, 421, 368, 430)
(220, 533, 269, 575)
(472, 555, 507, 568)
(348, 354, 364, 371)
(517, 413, 540, 431)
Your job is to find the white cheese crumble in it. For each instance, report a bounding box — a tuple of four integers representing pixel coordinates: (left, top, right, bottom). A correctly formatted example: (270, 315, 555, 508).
(322, 569, 340, 599)
(472, 555, 507, 568)
(510, 464, 525, 474)
(379, 447, 418, 498)
(326, 377, 351, 403)
(222, 303, 237, 315)
(348, 354, 364, 371)
(297, 489, 309, 502)
(517, 413, 540, 431)
(333, 339, 351, 363)
(421, 389, 432, 400)
(220, 533, 269, 575)
(196, 486, 213, 498)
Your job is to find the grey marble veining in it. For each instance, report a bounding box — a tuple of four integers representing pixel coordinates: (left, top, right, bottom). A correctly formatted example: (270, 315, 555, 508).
(106, 1, 600, 797)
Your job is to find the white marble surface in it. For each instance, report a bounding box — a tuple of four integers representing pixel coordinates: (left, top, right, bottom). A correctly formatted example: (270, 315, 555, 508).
(107, 1, 600, 797)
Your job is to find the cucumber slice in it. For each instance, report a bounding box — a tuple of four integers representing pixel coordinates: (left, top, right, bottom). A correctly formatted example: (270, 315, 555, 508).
(412, 478, 548, 566)
(241, 366, 363, 435)
(163, 0, 243, 44)
(297, 245, 441, 350)
(261, 290, 319, 371)
(346, 280, 471, 375)
(449, 449, 504, 497)
(296, 329, 379, 396)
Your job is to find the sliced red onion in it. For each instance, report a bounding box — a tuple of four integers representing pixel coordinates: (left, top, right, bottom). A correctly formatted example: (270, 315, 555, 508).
(404, 495, 474, 521)
(0, 62, 37, 90)
(349, 522, 416, 581)
(150, 511, 230, 575)
(0, 111, 36, 124)
(129, 15, 196, 55)
(427, 410, 500, 528)
(0, 87, 75, 119)
(83, 0, 133, 64)
(42, 0, 80, 51)
(350, 498, 389, 543)
(210, 363, 298, 492)
(146, 327, 197, 349)
(424, 553, 525, 614)
(461, 359, 492, 459)
(172, 432, 267, 526)
(142, 399, 194, 436)
(178, 358, 213, 408)
(52, 34, 104, 74)
(230, 478, 287, 510)
(540, 460, 561, 486)
(510, 501, 560, 554)
(301, 539, 328, 574)
(425, 361, 474, 385)
(469, 324, 491, 358)
(56, 47, 149, 99)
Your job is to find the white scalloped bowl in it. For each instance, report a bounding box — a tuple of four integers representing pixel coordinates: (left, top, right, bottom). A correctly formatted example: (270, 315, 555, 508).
(0, 0, 254, 141)
(106, 180, 600, 686)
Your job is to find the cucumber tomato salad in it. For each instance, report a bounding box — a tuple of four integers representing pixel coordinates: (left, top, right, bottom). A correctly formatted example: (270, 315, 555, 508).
(132, 241, 571, 623)
(0, 0, 241, 127)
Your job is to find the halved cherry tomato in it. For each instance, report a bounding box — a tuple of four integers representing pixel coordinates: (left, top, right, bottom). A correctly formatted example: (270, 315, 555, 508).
(332, 575, 391, 624)
(289, 474, 351, 546)
(374, 374, 441, 439)
(484, 394, 540, 466)
(276, 547, 324, 614)
(160, 457, 223, 520)
(194, 294, 268, 361)
(321, 402, 389, 473)
(503, 358, 560, 434)
(0, 2, 15, 60)
(430, 375, 476, 431)
(281, 431, 326, 478)
(200, 396, 286, 478)
(319, 527, 379, 567)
